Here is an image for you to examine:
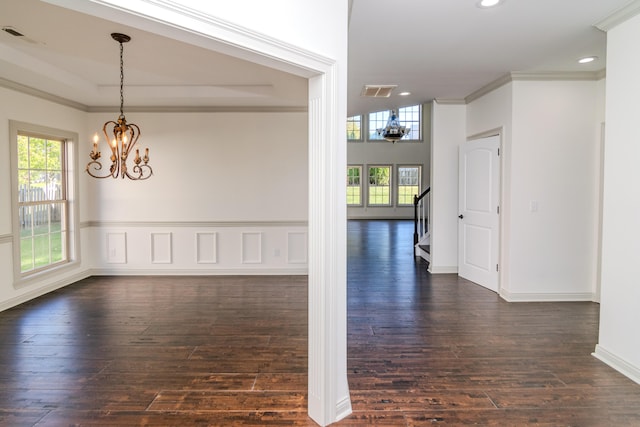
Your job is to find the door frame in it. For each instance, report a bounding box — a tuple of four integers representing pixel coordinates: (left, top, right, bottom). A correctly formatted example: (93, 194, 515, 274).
(461, 128, 504, 294)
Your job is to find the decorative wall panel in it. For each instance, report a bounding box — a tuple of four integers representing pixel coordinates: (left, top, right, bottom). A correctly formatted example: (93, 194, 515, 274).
(151, 232, 172, 264)
(241, 232, 262, 264)
(196, 232, 217, 264)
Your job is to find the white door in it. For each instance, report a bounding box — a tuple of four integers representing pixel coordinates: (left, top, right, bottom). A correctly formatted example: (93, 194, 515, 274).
(458, 135, 500, 292)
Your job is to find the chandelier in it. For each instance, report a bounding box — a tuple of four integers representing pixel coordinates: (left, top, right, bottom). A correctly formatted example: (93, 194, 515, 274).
(376, 109, 410, 142)
(86, 33, 152, 180)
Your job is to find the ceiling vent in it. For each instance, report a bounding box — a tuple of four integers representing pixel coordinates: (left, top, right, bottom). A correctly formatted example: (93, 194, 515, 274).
(2, 27, 25, 37)
(361, 85, 397, 98)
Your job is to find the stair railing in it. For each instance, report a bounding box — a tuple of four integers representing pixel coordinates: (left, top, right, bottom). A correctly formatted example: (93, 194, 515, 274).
(413, 187, 431, 246)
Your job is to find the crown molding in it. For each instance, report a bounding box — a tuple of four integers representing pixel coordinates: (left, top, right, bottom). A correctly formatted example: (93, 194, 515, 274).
(466, 70, 605, 103)
(0, 78, 89, 111)
(595, 0, 640, 32)
(0, 78, 307, 113)
(433, 98, 466, 105)
(510, 71, 602, 81)
(87, 105, 308, 113)
(465, 73, 512, 104)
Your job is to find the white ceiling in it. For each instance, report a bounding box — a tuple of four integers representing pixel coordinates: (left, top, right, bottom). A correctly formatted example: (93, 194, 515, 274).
(0, 0, 634, 116)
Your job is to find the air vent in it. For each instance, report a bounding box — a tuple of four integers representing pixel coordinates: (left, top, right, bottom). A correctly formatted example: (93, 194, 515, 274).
(2, 27, 25, 37)
(361, 85, 397, 98)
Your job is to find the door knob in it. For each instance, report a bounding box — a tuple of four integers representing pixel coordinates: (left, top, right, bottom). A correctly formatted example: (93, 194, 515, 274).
(458, 214, 464, 219)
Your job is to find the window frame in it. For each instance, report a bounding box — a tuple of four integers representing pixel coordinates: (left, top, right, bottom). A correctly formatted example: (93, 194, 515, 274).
(347, 165, 363, 206)
(367, 165, 393, 207)
(396, 165, 422, 206)
(9, 121, 80, 288)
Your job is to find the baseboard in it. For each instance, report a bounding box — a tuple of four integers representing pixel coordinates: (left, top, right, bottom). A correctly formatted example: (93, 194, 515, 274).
(500, 289, 595, 302)
(593, 344, 640, 385)
(0, 270, 91, 312)
(335, 395, 353, 423)
(428, 266, 458, 274)
(88, 267, 308, 276)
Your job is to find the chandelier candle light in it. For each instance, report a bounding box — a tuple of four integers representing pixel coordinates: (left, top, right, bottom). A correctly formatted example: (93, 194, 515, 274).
(86, 33, 152, 180)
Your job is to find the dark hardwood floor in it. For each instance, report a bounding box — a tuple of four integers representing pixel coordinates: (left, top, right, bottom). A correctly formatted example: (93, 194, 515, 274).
(1, 219, 639, 426)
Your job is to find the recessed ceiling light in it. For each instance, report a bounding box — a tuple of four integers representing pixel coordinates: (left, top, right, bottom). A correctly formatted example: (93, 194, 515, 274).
(578, 56, 598, 64)
(477, 0, 504, 8)
(398, 91, 411, 96)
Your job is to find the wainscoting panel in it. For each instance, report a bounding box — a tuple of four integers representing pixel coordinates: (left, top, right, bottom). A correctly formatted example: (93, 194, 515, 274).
(88, 222, 307, 275)
(151, 233, 172, 264)
(287, 231, 308, 264)
(106, 232, 127, 264)
(241, 232, 262, 264)
(196, 232, 217, 264)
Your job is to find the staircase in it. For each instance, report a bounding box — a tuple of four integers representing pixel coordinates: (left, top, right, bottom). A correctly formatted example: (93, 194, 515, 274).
(413, 187, 431, 263)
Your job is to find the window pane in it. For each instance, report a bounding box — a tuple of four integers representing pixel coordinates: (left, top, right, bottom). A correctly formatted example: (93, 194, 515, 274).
(398, 105, 421, 140)
(51, 201, 67, 263)
(368, 166, 391, 205)
(17, 135, 29, 169)
(368, 111, 388, 141)
(47, 139, 63, 170)
(29, 137, 47, 170)
(33, 234, 51, 269)
(20, 237, 34, 272)
(47, 172, 63, 200)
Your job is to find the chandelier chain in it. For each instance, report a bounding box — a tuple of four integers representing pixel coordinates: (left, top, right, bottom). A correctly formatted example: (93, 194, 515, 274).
(119, 40, 125, 119)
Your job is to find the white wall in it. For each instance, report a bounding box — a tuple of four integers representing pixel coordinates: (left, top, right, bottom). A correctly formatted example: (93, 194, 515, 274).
(0, 88, 91, 311)
(466, 79, 601, 301)
(429, 101, 465, 273)
(85, 112, 307, 222)
(85, 111, 309, 275)
(506, 79, 601, 301)
(595, 12, 640, 384)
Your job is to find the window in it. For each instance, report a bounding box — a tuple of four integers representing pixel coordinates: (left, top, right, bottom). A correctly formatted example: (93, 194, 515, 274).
(397, 166, 421, 206)
(367, 104, 422, 141)
(347, 165, 363, 205)
(347, 115, 362, 141)
(10, 121, 79, 284)
(368, 166, 391, 206)
(367, 110, 388, 141)
(397, 104, 421, 140)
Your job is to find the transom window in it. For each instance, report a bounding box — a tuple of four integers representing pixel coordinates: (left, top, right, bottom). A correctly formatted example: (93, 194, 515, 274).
(367, 105, 421, 141)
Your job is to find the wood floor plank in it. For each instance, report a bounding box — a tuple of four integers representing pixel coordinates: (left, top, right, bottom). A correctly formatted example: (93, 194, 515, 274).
(0, 220, 639, 425)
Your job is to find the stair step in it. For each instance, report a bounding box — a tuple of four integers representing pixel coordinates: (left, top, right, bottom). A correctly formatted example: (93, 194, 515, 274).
(418, 244, 430, 254)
